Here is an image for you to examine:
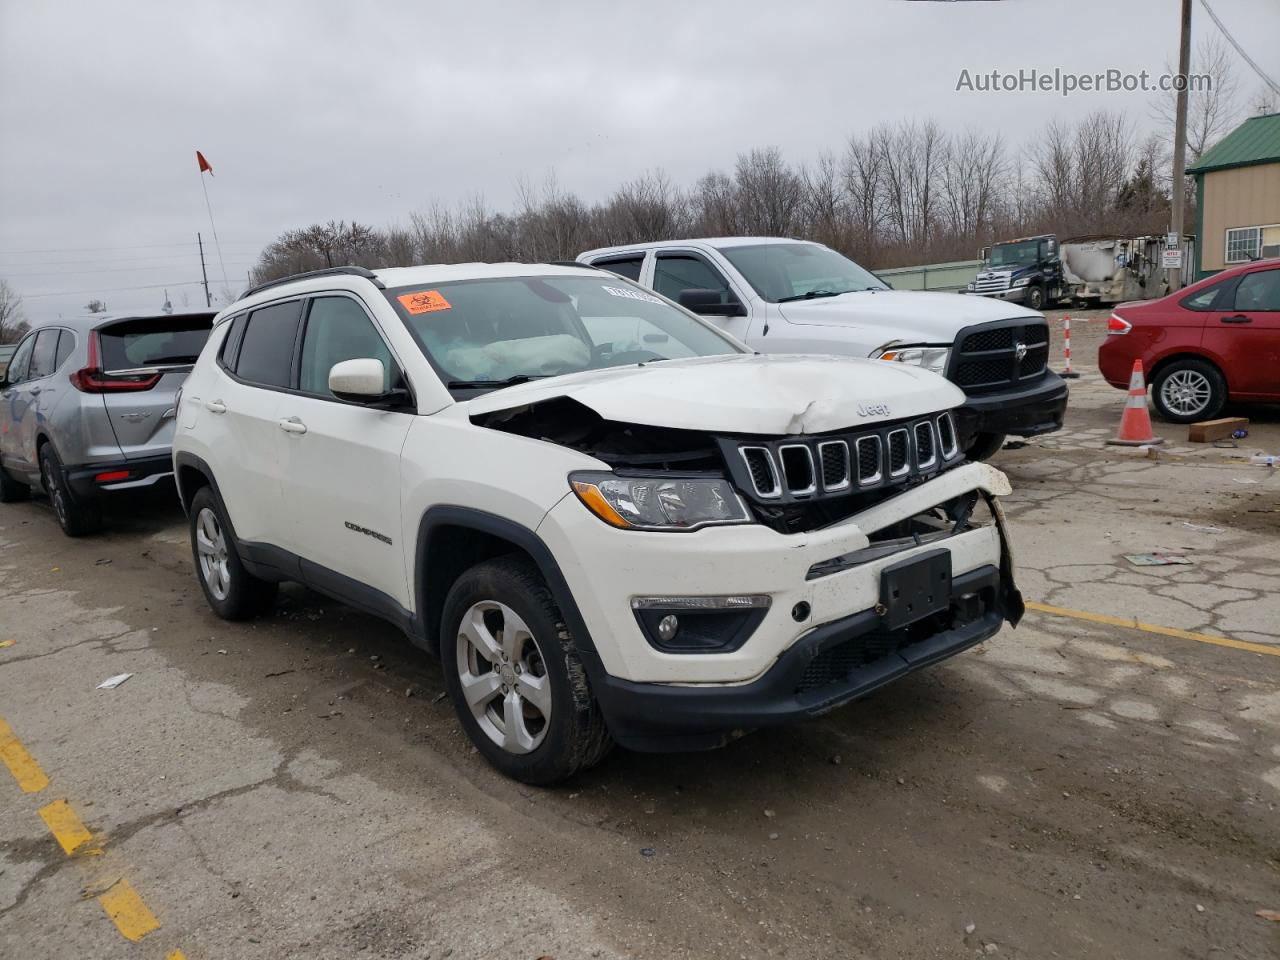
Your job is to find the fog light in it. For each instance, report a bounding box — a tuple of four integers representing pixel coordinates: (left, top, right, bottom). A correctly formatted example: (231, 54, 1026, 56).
(657, 615, 679, 642)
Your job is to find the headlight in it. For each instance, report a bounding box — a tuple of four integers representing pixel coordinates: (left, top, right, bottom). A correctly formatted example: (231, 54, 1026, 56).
(876, 346, 950, 376)
(570, 472, 751, 531)
(966, 282, 975, 292)
(1011, 276, 1030, 287)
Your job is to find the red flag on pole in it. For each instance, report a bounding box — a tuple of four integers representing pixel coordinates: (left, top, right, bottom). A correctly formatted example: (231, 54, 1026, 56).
(196, 150, 213, 176)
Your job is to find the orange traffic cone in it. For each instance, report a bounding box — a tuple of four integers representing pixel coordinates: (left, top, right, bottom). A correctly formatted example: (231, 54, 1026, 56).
(1106, 359, 1164, 446)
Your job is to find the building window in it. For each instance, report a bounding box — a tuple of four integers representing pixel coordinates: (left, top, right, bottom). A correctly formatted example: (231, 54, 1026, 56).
(1226, 224, 1280, 263)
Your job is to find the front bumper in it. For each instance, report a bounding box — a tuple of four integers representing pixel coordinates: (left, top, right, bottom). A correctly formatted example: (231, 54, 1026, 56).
(540, 460, 1013, 684)
(597, 564, 1012, 751)
(955, 372, 1068, 443)
(65, 453, 174, 498)
(970, 287, 1028, 303)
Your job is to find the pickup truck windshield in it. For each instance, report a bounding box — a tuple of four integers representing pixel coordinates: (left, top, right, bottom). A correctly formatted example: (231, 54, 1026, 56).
(385, 275, 743, 392)
(718, 243, 887, 303)
(987, 241, 1041, 268)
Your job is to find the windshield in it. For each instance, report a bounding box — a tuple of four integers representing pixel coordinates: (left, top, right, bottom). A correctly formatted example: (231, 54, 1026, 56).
(718, 242, 887, 303)
(987, 240, 1041, 268)
(384, 275, 743, 392)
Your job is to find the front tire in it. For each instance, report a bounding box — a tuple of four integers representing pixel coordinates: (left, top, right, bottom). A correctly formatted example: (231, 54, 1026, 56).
(39, 444, 100, 536)
(964, 431, 1007, 462)
(1025, 285, 1046, 311)
(442, 555, 612, 785)
(189, 486, 277, 620)
(1151, 359, 1226, 423)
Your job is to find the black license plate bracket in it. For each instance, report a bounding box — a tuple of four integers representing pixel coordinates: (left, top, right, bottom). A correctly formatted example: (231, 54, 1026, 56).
(879, 548, 952, 631)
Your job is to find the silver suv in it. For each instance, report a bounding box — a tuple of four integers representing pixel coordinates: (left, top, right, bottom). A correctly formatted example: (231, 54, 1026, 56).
(0, 311, 214, 535)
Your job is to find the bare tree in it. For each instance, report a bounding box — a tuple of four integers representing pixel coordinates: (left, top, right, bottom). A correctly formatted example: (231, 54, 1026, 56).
(732, 147, 805, 236)
(85, 299, 107, 314)
(1151, 36, 1240, 161)
(941, 130, 1006, 239)
(0, 281, 29, 344)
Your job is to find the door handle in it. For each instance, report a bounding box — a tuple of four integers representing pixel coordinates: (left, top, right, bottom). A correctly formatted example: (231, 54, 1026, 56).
(278, 417, 307, 435)
(1221, 315, 1252, 324)
(29, 386, 41, 395)
(205, 399, 227, 414)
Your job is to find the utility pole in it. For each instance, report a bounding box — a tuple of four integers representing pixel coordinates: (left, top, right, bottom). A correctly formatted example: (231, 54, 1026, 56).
(1168, 0, 1192, 292)
(197, 232, 212, 308)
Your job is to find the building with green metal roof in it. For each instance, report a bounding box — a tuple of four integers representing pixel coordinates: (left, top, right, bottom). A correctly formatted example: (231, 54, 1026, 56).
(1187, 112, 1280, 279)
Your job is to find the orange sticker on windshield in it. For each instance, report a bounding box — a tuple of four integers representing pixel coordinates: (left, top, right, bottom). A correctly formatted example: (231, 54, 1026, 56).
(397, 290, 452, 314)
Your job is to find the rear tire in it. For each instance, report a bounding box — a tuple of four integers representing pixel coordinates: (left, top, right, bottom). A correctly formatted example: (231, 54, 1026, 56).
(964, 431, 1007, 462)
(39, 444, 101, 536)
(1151, 358, 1226, 423)
(0, 464, 29, 503)
(189, 486, 278, 620)
(442, 555, 613, 785)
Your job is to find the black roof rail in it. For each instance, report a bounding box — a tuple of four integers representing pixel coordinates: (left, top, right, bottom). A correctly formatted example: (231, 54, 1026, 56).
(545, 259, 599, 270)
(239, 265, 384, 301)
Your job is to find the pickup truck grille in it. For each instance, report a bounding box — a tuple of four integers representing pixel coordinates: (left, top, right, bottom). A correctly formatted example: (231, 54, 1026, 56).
(723, 412, 961, 506)
(949, 320, 1049, 393)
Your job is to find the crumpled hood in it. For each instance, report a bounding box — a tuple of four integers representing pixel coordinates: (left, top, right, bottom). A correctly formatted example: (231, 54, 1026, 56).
(465, 353, 965, 436)
(779, 289, 1042, 343)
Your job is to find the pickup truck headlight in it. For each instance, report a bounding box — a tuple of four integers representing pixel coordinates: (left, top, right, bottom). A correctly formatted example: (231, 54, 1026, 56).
(876, 346, 950, 376)
(1011, 276, 1030, 287)
(570, 472, 751, 531)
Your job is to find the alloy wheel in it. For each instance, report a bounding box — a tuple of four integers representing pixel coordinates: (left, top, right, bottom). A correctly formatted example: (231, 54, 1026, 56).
(195, 507, 231, 601)
(455, 600, 552, 755)
(1160, 369, 1212, 418)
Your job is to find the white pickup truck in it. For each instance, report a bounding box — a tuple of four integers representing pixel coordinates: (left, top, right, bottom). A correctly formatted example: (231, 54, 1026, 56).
(578, 238, 1068, 460)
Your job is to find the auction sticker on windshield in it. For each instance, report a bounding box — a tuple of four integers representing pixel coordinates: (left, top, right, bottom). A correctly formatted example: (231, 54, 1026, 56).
(397, 290, 452, 314)
(602, 285, 663, 305)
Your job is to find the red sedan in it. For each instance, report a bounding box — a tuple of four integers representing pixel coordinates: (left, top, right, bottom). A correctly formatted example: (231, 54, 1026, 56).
(1099, 258, 1280, 422)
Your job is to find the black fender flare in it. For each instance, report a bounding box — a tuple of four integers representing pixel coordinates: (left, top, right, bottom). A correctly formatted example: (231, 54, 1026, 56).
(415, 505, 606, 678)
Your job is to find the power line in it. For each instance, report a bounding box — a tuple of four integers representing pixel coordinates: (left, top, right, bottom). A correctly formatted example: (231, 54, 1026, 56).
(4, 260, 255, 278)
(22, 280, 215, 300)
(0, 251, 260, 269)
(0, 240, 261, 256)
(1198, 0, 1280, 97)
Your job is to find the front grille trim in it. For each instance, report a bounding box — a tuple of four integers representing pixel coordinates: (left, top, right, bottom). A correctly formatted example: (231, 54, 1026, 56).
(739, 446, 780, 499)
(887, 428, 911, 477)
(778, 444, 817, 496)
(854, 435, 882, 485)
(937, 412, 959, 460)
(817, 440, 851, 492)
(914, 420, 937, 470)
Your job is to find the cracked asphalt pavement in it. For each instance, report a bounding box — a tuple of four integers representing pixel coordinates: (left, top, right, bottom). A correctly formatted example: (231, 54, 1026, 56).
(2, 327, 1279, 959)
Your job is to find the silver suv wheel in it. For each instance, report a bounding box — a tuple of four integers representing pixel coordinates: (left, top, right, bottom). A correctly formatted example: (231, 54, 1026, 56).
(1159, 369, 1212, 418)
(195, 507, 231, 601)
(455, 600, 552, 755)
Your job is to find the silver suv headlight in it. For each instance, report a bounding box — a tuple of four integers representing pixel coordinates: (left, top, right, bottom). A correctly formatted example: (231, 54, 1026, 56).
(875, 346, 950, 376)
(570, 472, 751, 531)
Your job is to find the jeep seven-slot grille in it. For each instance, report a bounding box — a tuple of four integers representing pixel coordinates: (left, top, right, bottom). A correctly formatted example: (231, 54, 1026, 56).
(723, 413, 961, 504)
(950, 319, 1050, 393)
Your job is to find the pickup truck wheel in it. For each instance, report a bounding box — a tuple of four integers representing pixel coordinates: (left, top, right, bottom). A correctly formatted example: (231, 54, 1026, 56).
(443, 556, 613, 784)
(1025, 285, 1046, 311)
(189, 486, 278, 620)
(0, 464, 29, 503)
(39, 444, 100, 536)
(964, 431, 1007, 462)
(1151, 359, 1226, 423)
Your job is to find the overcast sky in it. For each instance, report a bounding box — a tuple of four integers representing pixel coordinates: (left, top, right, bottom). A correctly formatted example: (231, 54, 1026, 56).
(3, 0, 1277, 324)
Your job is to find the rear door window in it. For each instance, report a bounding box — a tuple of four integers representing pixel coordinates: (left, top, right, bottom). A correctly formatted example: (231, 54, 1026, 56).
(235, 300, 304, 388)
(27, 329, 60, 380)
(591, 255, 645, 282)
(99, 315, 214, 371)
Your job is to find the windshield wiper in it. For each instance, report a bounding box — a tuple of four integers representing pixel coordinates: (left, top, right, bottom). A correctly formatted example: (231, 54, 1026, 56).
(445, 374, 551, 390)
(777, 289, 845, 303)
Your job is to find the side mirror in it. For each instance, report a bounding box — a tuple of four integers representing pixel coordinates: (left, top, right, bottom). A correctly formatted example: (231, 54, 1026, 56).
(678, 288, 747, 317)
(329, 358, 411, 408)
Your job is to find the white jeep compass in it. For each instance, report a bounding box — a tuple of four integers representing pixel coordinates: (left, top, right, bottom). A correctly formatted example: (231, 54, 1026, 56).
(172, 262, 1023, 783)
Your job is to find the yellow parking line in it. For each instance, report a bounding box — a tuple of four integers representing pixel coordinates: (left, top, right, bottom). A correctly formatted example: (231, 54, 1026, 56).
(98, 878, 161, 942)
(38, 798, 95, 854)
(1024, 601, 1280, 658)
(0, 716, 49, 793)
